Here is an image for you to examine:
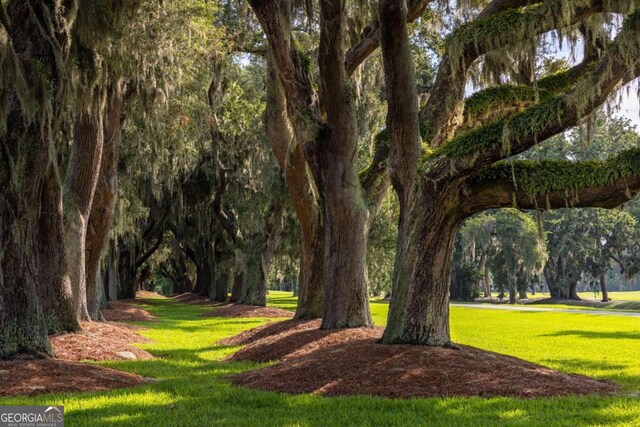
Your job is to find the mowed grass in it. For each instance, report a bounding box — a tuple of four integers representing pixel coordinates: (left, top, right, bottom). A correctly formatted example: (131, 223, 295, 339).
(1, 291, 639, 426)
(578, 291, 640, 301)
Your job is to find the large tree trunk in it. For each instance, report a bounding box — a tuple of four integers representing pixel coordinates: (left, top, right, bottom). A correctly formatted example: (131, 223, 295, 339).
(85, 90, 123, 320)
(509, 283, 517, 304)
(36, 167, 79, 333)
(117, 245, 137, 299)
(0, 0, 77, 357)
(64, 106, 105, 321)
(264, 56, 324, 319)
(600, 272, 610, 302)
(236, 239, 266, 306)
(383, 187, 462, 346)
(237, 200, 285, 306)
(0, 223, 53, 359)
(295, 229, 324, 318)
(568, 281, 580, 300)
(230, 270, 245, 303)
(479, 254, 491, 298)
(107, 246, 120, 301)
(212, 266, 230, 303)
(544, 257, 567, 298)
(316, 0, 372, 329)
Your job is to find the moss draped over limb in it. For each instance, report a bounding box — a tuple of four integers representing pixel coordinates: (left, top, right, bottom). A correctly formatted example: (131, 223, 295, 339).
(419, 0, 630, 147)
(460, 59, 597, 130)
(465, 149, 640, 213)
(424, 10, 640, 182)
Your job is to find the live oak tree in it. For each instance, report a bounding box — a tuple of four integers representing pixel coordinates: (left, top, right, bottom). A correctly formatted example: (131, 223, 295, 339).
(379, 0, 640, 346)
(249, 0, 419, 327)
(0, 0, 137, 358)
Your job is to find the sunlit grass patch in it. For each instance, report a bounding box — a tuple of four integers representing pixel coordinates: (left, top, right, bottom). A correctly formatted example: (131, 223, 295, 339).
(1, 293, 639, 426)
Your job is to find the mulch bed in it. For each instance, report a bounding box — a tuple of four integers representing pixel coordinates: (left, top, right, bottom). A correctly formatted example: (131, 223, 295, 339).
(102, 301, 157, 322)
(0, 359, 148, 396)
(203, 304, 294, 319)
(51, 321, 154, 362)
(170, 293, 221, 306)
(229, 320, 619, 399)
(136, 290, 166, 299)
(0, 321, 154, 396)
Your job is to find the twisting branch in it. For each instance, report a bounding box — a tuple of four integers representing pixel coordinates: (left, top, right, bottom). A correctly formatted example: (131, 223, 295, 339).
(379, 0, 421, 210)
(345, 0, 433, 76)
(425, 11, 640, 181)
(420, 0, 620, 147)
(464, 149, 640, 214)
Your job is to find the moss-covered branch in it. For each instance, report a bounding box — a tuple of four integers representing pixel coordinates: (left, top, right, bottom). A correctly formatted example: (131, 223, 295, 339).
(479, 148, 640, 196)
(466, 148, 640, 213)
(422, 9, 640, 181)
(420, 0, 625, 148)
(462, 60, 595, 127)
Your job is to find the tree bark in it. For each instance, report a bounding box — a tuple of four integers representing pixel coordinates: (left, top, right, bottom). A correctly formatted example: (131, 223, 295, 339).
(316, 0, 372, 329)
(36, 166, 79, 333)
(383, 187, 462, 346)
(264, 55, 324, 319)
(0, 0, 76, 357)
(117, 245, 137, 299)
(230, 270, 245, 303)
(600, 272, 610, 302)
(85, 90, 123, 320)
(236, 200, 285, 306)
(65, 105, 105, 321)
(568, 281, 581, 300)
(480, 254, 491, 297)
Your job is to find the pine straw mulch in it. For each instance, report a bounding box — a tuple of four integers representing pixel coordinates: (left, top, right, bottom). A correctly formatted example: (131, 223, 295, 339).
(0, 359, 148, 396)
(50, 321, 154, 362)
(102, 300, 157, 322)
(1, 321, 154, 396)
(170, 292, 220, 306)
(228, 320, 620, 399)
(136, 290, 166, 299)
(202, 304, 294, 319)
(171, 293, 294, 318)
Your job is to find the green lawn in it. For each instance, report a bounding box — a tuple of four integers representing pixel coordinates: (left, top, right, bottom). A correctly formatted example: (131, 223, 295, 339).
(578, 291, 640, 301)
(2, 291, 640, 426)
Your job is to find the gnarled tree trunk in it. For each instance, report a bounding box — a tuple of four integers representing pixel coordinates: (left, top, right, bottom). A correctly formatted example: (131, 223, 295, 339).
(37, 167, 79, 333)
(85, 90, 123, 320)
(316, 0, 372, 329)
(65, 105, 105, 321)
(264, 56, 324, 319)
(382, 187, 462, 346)
(0, 0, 76, 357)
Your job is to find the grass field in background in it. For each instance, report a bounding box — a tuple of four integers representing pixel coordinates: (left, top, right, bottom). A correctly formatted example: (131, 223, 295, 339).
(1, 292, 639, 426)
(577, 291, 640, 301)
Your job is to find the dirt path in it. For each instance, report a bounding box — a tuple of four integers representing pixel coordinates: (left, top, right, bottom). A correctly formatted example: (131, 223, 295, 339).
(451, 303, 640, 317)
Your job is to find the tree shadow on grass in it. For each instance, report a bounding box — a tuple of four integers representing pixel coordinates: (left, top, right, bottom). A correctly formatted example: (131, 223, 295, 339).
(60, 382, 640, 427)
(542, 330, 640, 340)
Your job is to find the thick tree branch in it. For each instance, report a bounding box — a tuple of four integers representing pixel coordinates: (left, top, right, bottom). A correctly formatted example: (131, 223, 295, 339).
(465, 151, 640, 214)
(345, 0, 432, 76)
(379, 0, 422, 212)
(420, 0, 622, 147)
(426, 12, 640, 181)
(248, 0, 320, 166)
(359, 133, 391, 219)
(461, 57, 597, 130)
